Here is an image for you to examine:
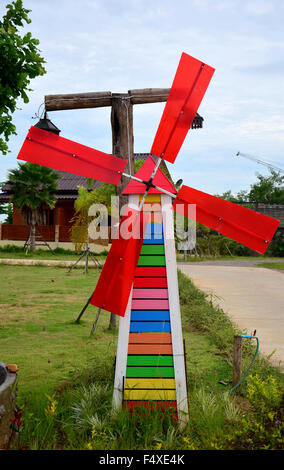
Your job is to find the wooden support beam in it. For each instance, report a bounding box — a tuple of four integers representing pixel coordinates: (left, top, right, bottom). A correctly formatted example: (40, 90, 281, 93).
(44, 88, 203, 128)
(45, 89, 170, 111)
(128, 88, 170, 104)
(45, 91, 112, 111)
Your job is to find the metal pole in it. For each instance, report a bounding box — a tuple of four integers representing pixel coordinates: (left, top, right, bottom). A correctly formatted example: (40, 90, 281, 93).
(85, 240, 89, 274)
(75, 292, 93, 323)
(90, 308, 101, 336)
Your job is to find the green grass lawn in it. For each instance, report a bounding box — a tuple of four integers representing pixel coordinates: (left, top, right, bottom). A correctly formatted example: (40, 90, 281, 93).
(0, 265, 112, 396)
(0, 265, 283, 450)
(257, 262, 284, 271)
(0, 265, 232, 397)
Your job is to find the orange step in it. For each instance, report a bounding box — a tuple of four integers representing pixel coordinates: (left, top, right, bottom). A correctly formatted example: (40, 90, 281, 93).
(128, 343, 173, 355)
(128, 333, 172, 344)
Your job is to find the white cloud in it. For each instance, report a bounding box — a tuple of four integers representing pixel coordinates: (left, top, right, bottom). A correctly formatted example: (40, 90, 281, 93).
(245, 1, 274, 16)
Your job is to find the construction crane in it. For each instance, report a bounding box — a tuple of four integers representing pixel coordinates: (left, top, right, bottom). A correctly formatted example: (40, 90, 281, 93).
(236, 151, 284, 174)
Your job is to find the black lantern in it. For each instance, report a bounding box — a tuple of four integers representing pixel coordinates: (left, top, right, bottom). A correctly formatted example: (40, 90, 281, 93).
(191, 113, 204, 129)
(34, 111, 61, 135)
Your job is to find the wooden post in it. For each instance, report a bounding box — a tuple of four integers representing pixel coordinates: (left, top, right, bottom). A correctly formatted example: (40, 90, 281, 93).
(111, 92, 134, 207)
(0, 222, 2, 241)
(55, 224, 59, 246)
(233, 335, 242, 387)
(109, 93, 135, 330)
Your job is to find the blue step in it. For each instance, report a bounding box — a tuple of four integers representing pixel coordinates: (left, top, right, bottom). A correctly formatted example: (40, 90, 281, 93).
(131, 310, 170, 321)
(145, 223, 163, 234)
(143, 237, 164, 244)
(130, 322, 171, 333)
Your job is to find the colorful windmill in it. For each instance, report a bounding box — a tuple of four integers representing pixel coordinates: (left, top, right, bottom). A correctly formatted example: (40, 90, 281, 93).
(17, 52, 280, 427)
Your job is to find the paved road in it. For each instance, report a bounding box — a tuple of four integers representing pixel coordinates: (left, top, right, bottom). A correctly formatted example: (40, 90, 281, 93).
(178, 262, 284, 371)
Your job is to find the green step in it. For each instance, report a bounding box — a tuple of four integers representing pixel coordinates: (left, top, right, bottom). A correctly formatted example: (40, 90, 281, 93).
(126, 366, 175, 378)
(140, 245, 165, 255)
(127, 356, 174, 367)
(138, 255, 166, 266)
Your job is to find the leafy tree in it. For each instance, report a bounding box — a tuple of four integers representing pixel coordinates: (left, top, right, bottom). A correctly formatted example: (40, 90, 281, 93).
(214, 190, 238, 202)
(236, 190, 250, 202)
(216, 170, 284, 204)
(214, 189, 249, 202)
(0, 183, 8, 218)
(70, 183, 115, 253)
(71, 183, 117, 329)
(3, 202, 13, 223)
(0, 182, 13, 222)
(206, 170, 284, 258)
(248, 170, 284, 204)
(6, 162, 59, 250)
(0, 202, 8, 219)
(0, 0, 46, 154)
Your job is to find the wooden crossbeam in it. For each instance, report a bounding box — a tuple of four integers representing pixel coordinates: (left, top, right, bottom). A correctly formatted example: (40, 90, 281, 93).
(45, 91, 112, 111)
(45, 89, 170, 111)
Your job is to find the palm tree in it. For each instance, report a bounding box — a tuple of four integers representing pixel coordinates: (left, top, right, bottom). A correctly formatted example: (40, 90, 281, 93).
(70, 183, 114, 254)
(6, 162, 59, 251)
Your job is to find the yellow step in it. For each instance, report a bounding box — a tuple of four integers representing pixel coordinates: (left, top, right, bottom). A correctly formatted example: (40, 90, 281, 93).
(124, 389, 176, 401)
(140, 194, 161, 203)
(125, 378, 175, 390)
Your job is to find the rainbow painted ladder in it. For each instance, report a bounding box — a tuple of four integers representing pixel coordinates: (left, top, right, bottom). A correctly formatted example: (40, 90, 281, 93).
(113, 164, 188, 427)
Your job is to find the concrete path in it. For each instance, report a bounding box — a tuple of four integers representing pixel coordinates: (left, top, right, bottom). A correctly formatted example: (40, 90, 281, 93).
(178, 263, 284, 371)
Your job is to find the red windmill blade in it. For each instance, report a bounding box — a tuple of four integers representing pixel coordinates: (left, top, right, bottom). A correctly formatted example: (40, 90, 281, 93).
(151, 52, 215, 164)
(172, 185, 280, 254)
(90, 207, 149, 317)
(17, 126, 127, 186)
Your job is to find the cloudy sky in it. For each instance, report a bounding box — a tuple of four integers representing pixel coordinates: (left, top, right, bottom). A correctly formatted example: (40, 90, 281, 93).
(1, 0, 284, 199)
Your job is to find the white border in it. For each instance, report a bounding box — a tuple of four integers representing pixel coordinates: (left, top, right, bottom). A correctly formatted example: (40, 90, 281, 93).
(112, 288, 132, 409)
(161, 194, 189, 427)
(112, 195, 139, 410)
